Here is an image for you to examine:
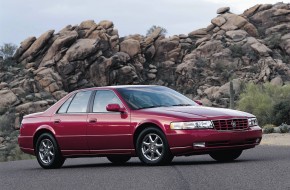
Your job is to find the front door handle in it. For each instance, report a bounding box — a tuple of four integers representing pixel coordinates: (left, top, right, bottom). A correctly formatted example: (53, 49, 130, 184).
(89, 118, 97, 123)
(54, 119, 61, 124)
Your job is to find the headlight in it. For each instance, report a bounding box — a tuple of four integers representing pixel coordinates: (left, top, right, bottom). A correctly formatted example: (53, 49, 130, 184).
(248, 118, 258, 127)
(170, 121, 214, 130)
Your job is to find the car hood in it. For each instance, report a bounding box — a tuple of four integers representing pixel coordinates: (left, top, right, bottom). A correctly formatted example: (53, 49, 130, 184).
(137, 106, 255, 120)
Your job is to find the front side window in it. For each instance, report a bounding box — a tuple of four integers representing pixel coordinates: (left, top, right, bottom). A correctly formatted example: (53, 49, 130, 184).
(66, 91, 92, 113)
(93, 90, 122, 113)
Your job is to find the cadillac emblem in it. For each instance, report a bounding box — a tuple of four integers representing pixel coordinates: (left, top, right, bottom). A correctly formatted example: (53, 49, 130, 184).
(231, 121, 236, 129)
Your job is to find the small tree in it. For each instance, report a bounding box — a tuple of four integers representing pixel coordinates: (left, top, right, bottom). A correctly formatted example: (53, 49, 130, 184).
(146, 25, 167, 36)
(0, 43, 17, 59)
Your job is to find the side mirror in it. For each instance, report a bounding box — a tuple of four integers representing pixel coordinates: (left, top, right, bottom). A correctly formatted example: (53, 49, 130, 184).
(106, 104, 125, 112)
(194, 100, 203, 106)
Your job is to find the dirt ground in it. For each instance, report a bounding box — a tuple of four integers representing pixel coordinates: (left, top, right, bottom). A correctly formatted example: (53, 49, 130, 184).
(261, 133, 290, 146)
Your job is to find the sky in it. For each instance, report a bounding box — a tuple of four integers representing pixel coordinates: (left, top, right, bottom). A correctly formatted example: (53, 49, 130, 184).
(0, 0, 287, 45)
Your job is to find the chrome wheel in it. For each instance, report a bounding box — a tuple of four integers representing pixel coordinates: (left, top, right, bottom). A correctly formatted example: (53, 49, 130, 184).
(141, 133, 164, 161)
(38, 139, 55, 164)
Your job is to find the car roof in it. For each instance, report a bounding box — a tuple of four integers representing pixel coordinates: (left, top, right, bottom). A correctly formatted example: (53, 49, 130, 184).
(76, 85, 162, 92)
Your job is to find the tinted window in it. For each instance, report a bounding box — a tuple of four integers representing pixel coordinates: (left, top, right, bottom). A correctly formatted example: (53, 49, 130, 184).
(57, 96, 74, 113)
(93, 91, 122, 112)
(117, 86, 196, 110)
(67, 91, 92, 113)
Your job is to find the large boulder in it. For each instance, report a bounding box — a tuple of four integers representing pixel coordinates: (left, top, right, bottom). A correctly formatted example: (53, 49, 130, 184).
(40, 30, 78, 65)
(0, 90, 19, 108)
(225, 30, 248, 42)
(120, 39, 141, 57)
(63, 39, 99, 62)
(217, 7, 230, 14)
(18, 30, 55, 63)
(13, 37, 36, 60)
(220, 13, 248, 31)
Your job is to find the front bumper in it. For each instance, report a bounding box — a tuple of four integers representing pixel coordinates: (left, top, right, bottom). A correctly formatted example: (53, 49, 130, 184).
(167, 126, 262, 156)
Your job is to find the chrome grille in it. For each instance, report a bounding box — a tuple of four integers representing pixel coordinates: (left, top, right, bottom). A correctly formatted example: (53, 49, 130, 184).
(212, 119, 248, 130)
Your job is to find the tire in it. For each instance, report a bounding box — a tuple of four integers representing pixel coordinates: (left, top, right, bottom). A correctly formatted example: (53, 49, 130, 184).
(136, 127, 173, 166)
(107, 155, 131, 164)
(209, 149, 243, 162)
(35, 133, 65, 169)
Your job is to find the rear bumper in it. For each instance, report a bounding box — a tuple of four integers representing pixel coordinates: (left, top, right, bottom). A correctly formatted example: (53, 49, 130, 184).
(18, 136, 35, 155)
(167, 126, 262, 156)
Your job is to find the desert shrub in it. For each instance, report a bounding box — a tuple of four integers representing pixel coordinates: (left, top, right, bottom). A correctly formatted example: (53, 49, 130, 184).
(237, 83, 290, 126)
(272, 99, 290, 125)
(146, 25, 167, 36)
(195, 57, 208, 67)
(266, 35, 281, 49)
(279, 123, 290, 133)
(229, 44, 246, 58)
(263, 124, 275, 134)
(247, 50, 260, 62)
(0, 43, 17, 59)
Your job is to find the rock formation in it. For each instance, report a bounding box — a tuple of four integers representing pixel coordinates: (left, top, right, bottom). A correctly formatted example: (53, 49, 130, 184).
(1, 2, 290, 135)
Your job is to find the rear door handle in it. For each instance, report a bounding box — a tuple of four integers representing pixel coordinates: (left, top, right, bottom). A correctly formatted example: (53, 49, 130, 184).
(89, 118, 97, 123)
(54, 119, 61, 124)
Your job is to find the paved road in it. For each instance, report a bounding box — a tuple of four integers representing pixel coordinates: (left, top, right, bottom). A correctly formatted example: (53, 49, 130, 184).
(0, 146, 289, 190)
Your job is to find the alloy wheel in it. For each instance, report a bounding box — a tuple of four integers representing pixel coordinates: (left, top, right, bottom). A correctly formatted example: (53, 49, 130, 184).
(141, 133, 164, 161)
(38, 139, 55, 164)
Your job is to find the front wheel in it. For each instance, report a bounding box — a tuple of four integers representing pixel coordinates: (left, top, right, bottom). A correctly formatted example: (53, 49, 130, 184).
(136, 127, 173, 165)
(107, 155, 131, 164)
(35, 133, 65, 169)
(209, 149, 243, 162)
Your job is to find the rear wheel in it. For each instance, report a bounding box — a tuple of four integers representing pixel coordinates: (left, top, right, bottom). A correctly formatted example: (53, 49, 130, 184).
(107, 155, 131, 164)
(35, 133, 65, 169)
(209, 150, 243, 162)
(136, 127, 173, 165)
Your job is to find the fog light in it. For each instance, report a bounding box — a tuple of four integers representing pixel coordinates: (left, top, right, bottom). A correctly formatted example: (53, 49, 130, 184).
(256, 138, 261, 143)
(193, 142, 206, 148)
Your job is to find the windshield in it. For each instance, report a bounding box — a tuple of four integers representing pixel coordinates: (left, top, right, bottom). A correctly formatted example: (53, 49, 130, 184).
(117, 86, 197, 110)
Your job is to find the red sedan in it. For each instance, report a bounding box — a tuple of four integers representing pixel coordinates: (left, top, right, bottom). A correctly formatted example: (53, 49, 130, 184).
(18, 85, 262, 169)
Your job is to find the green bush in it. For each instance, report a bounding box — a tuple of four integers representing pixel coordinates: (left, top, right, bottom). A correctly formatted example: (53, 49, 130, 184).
(272, 99, 290, 125)
(229, 44, 246, 58)
(279, 123, 290, 133)
(237, 83, 290, 126)
(263, 124, 275, 134)
(146, 25, 167, 36)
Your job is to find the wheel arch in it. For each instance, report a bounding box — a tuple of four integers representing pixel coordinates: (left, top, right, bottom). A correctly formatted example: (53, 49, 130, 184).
(33, 125, 56, 149)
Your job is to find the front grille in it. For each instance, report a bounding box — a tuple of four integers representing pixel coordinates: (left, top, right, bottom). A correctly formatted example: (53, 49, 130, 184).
(212, 119, 248, 130)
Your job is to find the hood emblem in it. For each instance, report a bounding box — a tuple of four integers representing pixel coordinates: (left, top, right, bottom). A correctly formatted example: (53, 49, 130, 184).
(231, 121, 236, 128)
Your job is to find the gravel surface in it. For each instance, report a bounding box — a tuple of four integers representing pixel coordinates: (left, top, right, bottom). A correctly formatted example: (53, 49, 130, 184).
(261, 133, 290, 146)
(0, 146, 290, 190)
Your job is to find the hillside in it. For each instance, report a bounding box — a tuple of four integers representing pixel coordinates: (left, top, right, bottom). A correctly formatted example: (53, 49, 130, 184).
(1, 2, 290, 160)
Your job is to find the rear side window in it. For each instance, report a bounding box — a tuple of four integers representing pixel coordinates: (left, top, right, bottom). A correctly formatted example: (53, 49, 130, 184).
(66, 91, 92, 113)
(57, 96, 74, 113)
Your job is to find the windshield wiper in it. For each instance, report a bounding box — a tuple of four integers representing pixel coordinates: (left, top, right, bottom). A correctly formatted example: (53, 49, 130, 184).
(171, 104, 193, 106)
(137, 105, 168, 110)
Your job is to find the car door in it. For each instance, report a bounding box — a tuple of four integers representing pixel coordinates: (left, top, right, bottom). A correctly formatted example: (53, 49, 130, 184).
(87, 90, 132, 152)
(53, 90, 92, 153)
